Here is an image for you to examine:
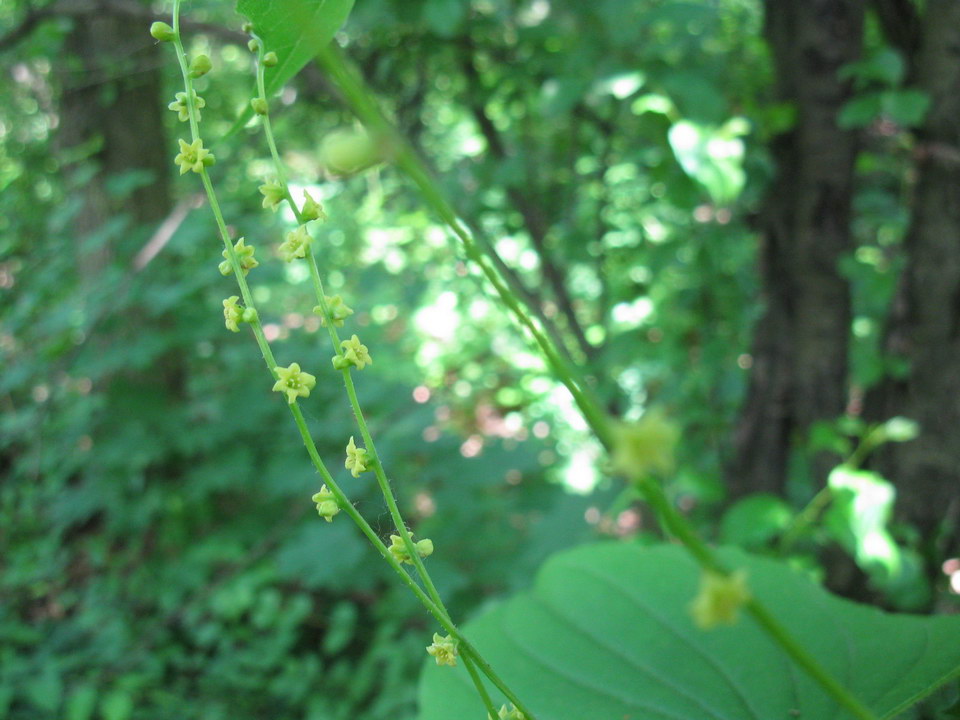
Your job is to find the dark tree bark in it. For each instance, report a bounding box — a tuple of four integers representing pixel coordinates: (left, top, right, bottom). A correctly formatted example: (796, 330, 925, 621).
(728, 0, 865, 497)
(866, 0, 960, 560)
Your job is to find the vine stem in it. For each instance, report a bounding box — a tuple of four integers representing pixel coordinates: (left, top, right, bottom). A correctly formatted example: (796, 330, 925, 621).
(250, 39, 526, 718)
(314, 40, 881, 720)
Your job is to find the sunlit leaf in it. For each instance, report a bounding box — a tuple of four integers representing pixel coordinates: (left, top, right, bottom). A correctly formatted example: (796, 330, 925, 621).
(418, 543, 960, 719)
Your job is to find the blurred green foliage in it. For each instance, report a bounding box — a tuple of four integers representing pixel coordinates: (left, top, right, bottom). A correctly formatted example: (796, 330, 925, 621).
(1, 0, 955, 718)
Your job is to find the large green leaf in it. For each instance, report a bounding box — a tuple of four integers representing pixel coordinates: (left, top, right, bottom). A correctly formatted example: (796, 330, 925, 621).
(418, 543, 960, 719)
(236, 0, 354, 96)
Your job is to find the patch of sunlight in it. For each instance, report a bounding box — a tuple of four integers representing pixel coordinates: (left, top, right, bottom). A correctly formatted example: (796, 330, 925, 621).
(415, 291, 459, 341)
(612, 297, 654, 329)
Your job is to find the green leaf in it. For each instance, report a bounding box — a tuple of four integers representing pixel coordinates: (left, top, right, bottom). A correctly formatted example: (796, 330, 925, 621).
(422, 0, 466, 37)
(418, 543, 960, 720)
(838, 93, 883, 129)
(883, 89, 931, 128)
(237, 0, 354, 96)
(720, 493, 794, 548)
(232, 0, 354, 131)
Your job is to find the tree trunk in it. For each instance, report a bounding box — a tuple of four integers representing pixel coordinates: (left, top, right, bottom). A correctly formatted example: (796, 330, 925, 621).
(867, 0, 960, 560)
(729, 0, 864, 498)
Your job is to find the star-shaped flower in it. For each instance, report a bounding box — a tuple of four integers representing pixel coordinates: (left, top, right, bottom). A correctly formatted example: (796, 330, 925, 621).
(344, 436, 369, 477)
(222, 295, 242, 332)
(272, 362, 317, 405)
(314, 294, 353, 327)
(426, 633, 458, 667)
(174, 137, 214, 174)
(340, 334, 372, 370)
(259, 180, 285, 211)
(218, 237, 259, 277)
(168, 90, 205, 122)
(278, 224, 311, 262)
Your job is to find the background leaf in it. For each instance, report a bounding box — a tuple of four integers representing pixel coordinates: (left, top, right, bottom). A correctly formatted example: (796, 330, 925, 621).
(418, 543, 960, 719)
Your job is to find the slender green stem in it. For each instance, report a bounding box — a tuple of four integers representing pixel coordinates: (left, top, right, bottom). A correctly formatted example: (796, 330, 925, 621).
(745, 600, 879, 720)
(315, 43, 614, 450)
(314, 40, 881, 720)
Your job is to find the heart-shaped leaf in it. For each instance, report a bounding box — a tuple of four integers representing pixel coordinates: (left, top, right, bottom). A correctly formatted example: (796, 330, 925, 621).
(418, 543, 960, 719)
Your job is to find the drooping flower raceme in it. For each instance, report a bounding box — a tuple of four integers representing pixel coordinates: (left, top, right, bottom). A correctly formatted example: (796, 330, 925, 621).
(272, 363, 317, 405)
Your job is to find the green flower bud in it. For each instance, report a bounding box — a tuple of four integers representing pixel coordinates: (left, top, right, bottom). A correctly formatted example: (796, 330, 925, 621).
(263, 51, 278, 67)
(241, 21, 254, 33)
(189, 54, 212, 78)
(150, 21, 175, 42)
(387, 533, 433, 565)
(344, 436, 370, 477)
(311, 485, 340, 522)
(248, 38, 260, 53)
(301, 190, 326, 222)
(251, 97, 268, 116)
(223, 296, 242, 332)
(241, 307, 258, 324)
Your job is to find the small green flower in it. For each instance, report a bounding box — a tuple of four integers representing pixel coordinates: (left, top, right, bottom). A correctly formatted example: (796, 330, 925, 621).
(150, 21, 175, 42)
(174, 137, 214, 175)
(218, 237, 259, 277)
(263, 51, 278, 67)
(344, 436, 370, 477)
(490, 705, 525, 720)
(189, 53, 212, 78)
(301, 190, 326, 222)
(610, 408, 680, 480)
(387, 533, 433, 565)
(340, 334, 372, 370)
(223, 296, 243, 332)
(426, 633, 458, 667)
(168, 90, 205, 122)
(250, 97, 268, 116)
(272, 362, 317, 405)
(313, 294, 353, 327)
(259, 180, 285, 211)
(311, 485, 340, 522)
(690, 569, 750, 630)
(278, 225, 311, 262)
(247, 38, 260, 53)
